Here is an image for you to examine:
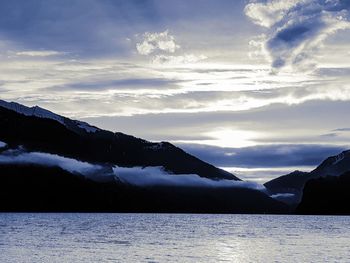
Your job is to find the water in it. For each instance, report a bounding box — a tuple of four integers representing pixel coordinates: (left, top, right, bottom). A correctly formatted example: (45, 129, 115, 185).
(0, 214, 349, 263)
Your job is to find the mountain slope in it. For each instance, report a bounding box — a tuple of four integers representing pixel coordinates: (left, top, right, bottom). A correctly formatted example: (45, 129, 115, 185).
(0, 99, 237, 180)
(296, 171, 350, 215)
(0, 163, 287, 213)
(264, 150, 350, 203)
(0, 99, 292, 213)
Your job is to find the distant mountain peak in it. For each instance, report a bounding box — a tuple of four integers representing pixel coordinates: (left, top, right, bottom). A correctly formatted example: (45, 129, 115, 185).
(312, 149, 350, 177)
(0, 99, 99, 134)
(0, 99, 63, 124)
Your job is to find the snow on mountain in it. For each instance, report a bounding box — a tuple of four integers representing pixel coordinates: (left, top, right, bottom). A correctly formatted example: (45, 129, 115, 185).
(76, 121, 99, 133)
(332, 152, 345, 165)
(0, 100, 64, 124)
(312, 150, 350, 177)
(0, 99, 99, 134)
(145, 142, 172, 151)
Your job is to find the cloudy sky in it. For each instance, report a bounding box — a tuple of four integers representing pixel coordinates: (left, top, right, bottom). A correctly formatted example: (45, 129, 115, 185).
(1, 0, 350, 182)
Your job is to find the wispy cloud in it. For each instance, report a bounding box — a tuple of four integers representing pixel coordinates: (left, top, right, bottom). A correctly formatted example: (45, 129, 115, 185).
(245, 0, 350, 70)
(0, 147, 115, 182)
(48, 78, 182, 92)
(0, 149, 103, 174)
(151, 54, 207, 65)
(333, 127, 350, 132)
(113, 165, 265, 191)
(0, 146, 266, 191)
(15, 50, 64, 57)
(0, 0, 349, 184)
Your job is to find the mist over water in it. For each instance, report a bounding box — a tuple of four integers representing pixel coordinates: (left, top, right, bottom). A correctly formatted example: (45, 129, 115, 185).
(0, 213, 349, 263)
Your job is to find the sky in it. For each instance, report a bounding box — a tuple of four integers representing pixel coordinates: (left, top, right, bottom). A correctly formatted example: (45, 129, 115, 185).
(0, 0, 350, 182)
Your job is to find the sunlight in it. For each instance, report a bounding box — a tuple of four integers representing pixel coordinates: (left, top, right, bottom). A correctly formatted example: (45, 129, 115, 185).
(204, 129, 259, 148)
(175, 129, 260, 148)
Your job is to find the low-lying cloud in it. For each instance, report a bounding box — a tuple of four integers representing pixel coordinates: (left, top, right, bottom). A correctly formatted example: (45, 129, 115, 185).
(113, 165, 266, 191)
(0, 148, 113, 181)
(0, 146, 267, 192)
(245, 0, 350, 70)
(0, 141, 7, 148)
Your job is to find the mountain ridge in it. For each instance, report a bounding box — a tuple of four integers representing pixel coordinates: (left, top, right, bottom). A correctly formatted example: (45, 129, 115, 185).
(0, 99, 238, 180)
(0, 99, 293, 213)
(264, 149, 350, 204)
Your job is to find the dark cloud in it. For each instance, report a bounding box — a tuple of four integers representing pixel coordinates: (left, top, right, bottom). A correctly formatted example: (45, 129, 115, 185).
(320, 133, 338, 137)
(47, 78, 181, 91)
(82, 100, 350, 140)
(245, 0, 350, 69)
(178, 143, 347, 168)
(0, 0, 247, 57)
(333, 127, 350, 132)
(0, 0, 160, 56)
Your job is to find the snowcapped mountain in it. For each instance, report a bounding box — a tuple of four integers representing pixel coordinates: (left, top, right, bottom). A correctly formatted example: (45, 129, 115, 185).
(0, 100, 64, 124)
(0, 99, 99, 134)
(311, 150, 350, 177)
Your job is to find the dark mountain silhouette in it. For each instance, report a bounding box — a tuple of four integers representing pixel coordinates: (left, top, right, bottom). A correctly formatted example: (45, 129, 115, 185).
(264, 150, 350, 204)
(0, 99, 289, 213)
(296, 171, 350, 215)
(0, 99, 237, 180)
(0, 163, 288, 213)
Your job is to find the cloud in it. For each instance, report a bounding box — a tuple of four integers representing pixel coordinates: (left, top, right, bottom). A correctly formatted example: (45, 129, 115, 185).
(15, 50, 64, 57)
(151, 54, 207, 65)
(245, 0, 350, 70)
(333, 127, 350, 132)
(270, 193, 295, 203)
(0, 146, 266, 191)
(0, 141, 7, 148)
(136, 29, 207, 65)
(0, 0, 159, 57)
(0, 148, 114, 181)
(83, 100, 350, 153)
(320, 132, 338, 137)
(136, 30, 180, 55)
(113, 165, 265, 191)
(48, 78, 181, 92)
(179, 143, 347, 168)
(270, 193, 295, 199)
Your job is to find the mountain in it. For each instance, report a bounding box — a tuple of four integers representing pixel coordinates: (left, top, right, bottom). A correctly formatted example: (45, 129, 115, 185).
(264, 150, 350, 204)
(296, 171, 350, 215)
(311, 150, 350, 177)
(0, 99, 288, 213)
(0, 163, 287, 213)
(0, 99, 237, 180)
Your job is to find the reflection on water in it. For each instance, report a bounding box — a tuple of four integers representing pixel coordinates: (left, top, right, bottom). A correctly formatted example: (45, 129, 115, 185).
(0, 213, 349, 262)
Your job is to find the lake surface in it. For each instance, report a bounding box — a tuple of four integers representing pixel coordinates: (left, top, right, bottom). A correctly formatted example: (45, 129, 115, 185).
(0, 213, 349, 262)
